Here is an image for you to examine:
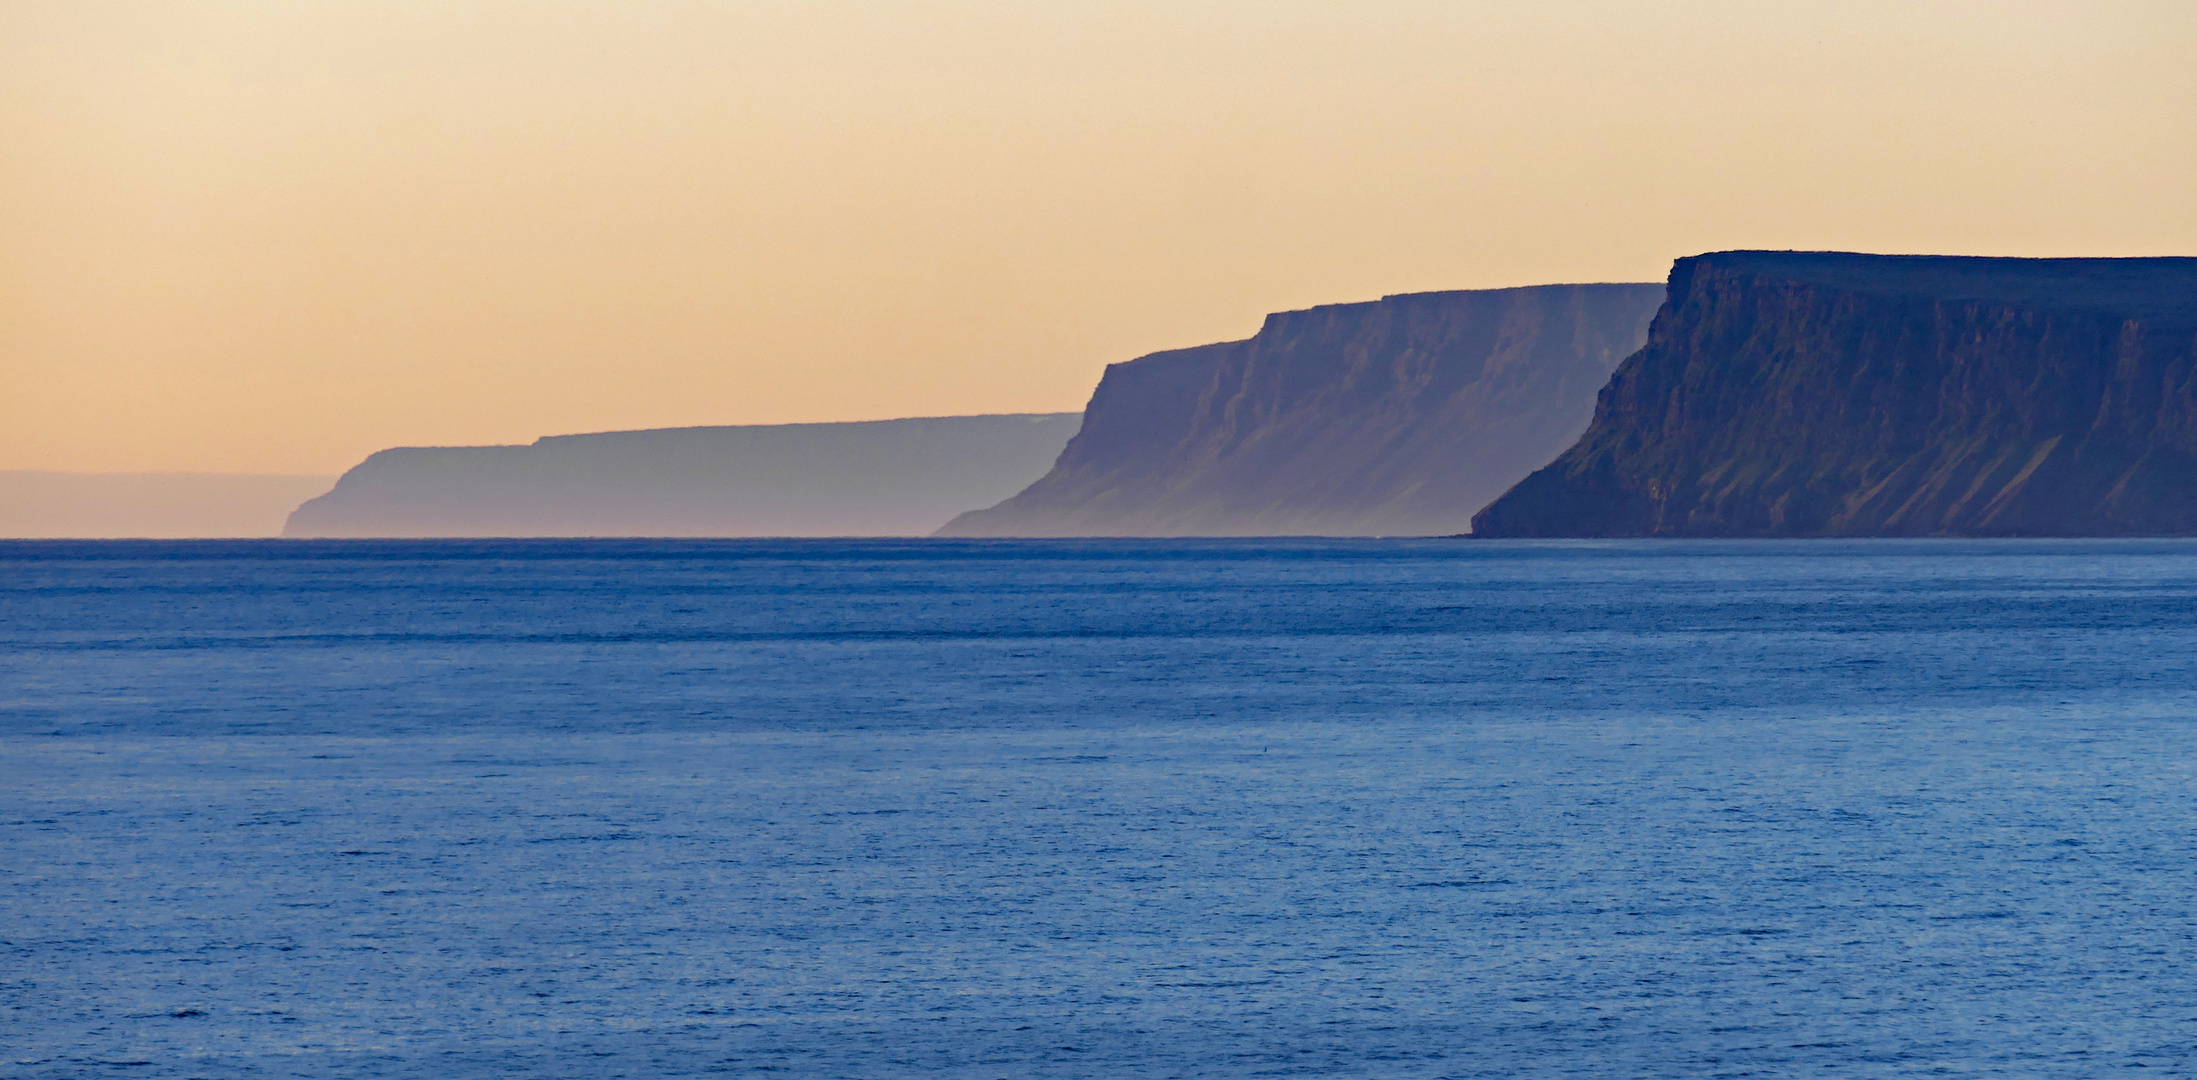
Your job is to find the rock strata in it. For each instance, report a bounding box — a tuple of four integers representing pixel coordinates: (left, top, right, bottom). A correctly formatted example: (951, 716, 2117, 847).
(1472, 251, 2197, 537)
(936, 284, 1664, 536)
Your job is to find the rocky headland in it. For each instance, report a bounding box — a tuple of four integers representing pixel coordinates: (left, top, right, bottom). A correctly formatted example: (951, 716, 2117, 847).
(935, 284, 1664, 536)
(1472, 252, 2197, 537)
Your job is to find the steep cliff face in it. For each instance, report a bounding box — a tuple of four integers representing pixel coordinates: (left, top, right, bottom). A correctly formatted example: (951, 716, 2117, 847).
(935, 284, 1664, 536)
(284, 414, 1079, 537)
(1472, 252, 2197, 537)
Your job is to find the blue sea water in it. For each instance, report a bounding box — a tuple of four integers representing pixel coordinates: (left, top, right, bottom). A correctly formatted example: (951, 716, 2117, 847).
(4, 537, 2197, 1077)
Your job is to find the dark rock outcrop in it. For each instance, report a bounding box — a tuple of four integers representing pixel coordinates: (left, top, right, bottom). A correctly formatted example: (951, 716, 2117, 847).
(935, 284, 1664, 536)
(1472, 251, 2197, 537)
(285, 414, 1080, 537)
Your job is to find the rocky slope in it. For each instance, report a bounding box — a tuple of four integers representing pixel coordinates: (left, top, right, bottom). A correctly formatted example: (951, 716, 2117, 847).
(1472, 252, 2197, 537)
(284, 414, 1079, 537)
(935, 284, 1664, 536)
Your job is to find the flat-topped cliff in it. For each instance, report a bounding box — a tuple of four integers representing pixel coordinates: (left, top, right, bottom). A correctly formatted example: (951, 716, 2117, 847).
(1472, 252, 2197, 537)
(284, 413, 1079, 537)
(935, 284, 1664, 536)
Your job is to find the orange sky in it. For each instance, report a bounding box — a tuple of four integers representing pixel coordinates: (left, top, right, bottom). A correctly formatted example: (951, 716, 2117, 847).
(4, 1, 2193, 473)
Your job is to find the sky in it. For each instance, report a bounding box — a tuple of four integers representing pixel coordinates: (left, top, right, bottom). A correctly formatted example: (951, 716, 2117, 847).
(4, 1, 2193, 474)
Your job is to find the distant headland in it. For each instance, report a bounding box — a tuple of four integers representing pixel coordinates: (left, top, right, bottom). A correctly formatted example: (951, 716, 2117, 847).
(937, 283, 1664, 537)
(274, 251, 2197, 540)
(283, 414, 1080, 538)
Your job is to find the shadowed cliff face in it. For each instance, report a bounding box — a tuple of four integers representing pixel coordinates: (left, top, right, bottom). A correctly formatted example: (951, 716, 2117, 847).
(935, 284, 1664, 537)
(1472, 252, 2197, 537)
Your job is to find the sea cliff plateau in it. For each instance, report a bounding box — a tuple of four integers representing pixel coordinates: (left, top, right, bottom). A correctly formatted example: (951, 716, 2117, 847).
(284, 414, 1080, 538)
(936, 284, 1664, 536)
(1473, 252, 2197, 537)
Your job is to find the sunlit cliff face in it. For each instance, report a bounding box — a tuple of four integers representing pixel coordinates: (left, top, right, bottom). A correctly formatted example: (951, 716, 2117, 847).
(4, 0, 2193, 473)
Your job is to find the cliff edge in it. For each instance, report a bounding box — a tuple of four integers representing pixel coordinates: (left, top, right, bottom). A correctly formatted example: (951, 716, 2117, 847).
(936, 284, 1664, 536)
(1472, 251, 2197, 537)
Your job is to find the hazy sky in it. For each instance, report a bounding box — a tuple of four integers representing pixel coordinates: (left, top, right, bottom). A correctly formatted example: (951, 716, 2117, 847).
(5, 1, 2193, 473)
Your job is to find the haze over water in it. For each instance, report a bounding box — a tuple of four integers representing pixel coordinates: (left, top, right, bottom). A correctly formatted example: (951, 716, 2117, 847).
(6, 538, 2196, 1076)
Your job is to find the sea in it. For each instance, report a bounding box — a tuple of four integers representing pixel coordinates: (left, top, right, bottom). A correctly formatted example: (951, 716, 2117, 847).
(5, 538, 2196, 1077)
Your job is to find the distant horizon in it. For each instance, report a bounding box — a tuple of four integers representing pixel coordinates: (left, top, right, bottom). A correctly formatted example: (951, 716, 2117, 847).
(0, 471, 338, 539)
(0, 411, 1090, 538)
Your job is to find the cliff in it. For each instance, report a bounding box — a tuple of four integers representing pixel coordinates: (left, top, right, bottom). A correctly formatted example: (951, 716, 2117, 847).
(935, 284, 1665, 536)
(1472, 252, 2197, 537)
(284, 414, 1079, 537)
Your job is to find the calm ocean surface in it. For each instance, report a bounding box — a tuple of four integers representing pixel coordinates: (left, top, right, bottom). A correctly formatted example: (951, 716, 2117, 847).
(5, 538, 2197, 1077)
